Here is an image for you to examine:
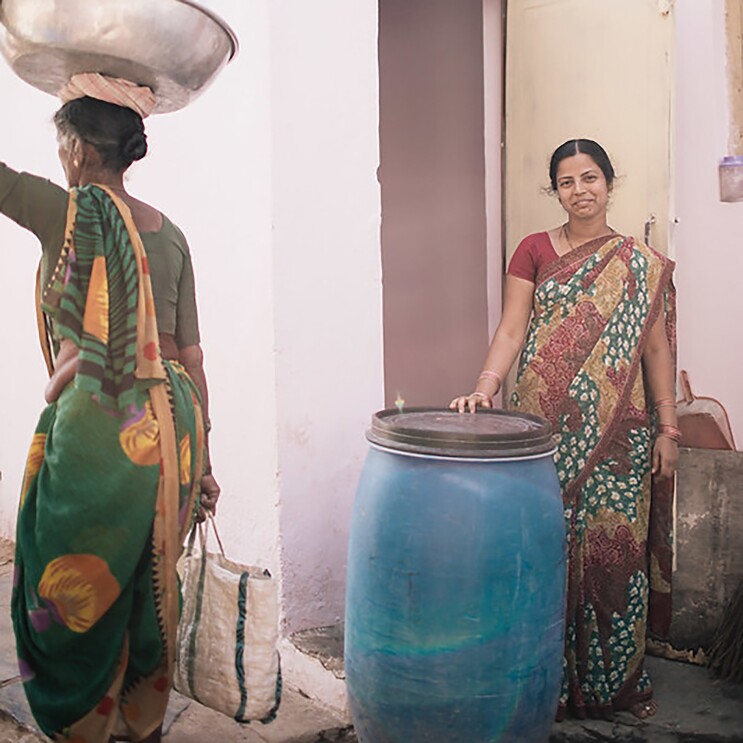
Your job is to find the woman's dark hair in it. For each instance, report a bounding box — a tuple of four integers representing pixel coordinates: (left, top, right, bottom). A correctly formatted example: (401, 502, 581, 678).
(549, 139, 615, 191)
(54, 97, 148, 172)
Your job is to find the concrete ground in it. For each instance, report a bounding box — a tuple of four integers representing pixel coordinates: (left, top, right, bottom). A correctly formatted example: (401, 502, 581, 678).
(2, 539, 742, 742)
(293, 625, 743, 743)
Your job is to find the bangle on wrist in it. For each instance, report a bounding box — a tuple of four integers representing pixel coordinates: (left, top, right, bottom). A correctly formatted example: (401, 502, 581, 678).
(657, 424, 682, 443)
(654, 398, 676, 410)
(478, 370, 502, 386)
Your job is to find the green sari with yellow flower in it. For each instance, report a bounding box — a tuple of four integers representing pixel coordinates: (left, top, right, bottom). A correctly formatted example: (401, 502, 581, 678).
(12, 185, 204, 742)
(511, 234, 675, 719)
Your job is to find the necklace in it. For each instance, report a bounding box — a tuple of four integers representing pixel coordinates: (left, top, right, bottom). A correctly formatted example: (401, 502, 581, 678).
(561, 223, 616, 252)
(561, 224, 578, 252)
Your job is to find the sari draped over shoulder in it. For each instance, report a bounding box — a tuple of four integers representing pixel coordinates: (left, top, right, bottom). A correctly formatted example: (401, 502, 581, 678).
(510, 234, 676, 719)
(12, 185, 205, 742)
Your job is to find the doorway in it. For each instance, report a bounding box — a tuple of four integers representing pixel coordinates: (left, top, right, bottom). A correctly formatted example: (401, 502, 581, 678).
(378, 0, 500, 408)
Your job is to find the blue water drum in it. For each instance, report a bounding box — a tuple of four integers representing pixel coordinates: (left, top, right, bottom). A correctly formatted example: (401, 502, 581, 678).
(345, 408, 566, 743)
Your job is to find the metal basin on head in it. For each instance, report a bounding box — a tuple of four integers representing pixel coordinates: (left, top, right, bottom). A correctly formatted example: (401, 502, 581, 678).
(0, 0, 238, 114)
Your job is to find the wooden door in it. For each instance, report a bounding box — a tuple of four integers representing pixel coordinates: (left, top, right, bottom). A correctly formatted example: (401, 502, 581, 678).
(505, 0, 674, 259)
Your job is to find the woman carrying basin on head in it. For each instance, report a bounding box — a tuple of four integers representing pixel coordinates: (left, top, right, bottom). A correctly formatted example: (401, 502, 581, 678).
(451, 139, 678, 721)
(3, 75, 220, 742)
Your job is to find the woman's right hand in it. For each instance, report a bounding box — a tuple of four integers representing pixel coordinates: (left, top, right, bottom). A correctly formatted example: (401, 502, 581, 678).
(195, 472, 221, 522)
(449, 392, 493, 414)
(45, 339, 79, 403)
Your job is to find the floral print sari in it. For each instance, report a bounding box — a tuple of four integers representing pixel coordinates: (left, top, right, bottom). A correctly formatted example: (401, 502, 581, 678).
(511, 234, 675, 719)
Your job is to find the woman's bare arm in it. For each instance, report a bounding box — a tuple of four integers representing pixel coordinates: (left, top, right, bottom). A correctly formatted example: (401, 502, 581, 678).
(451, 275, 535, 413)
(179, 343, 221, 515)
(179, 345, 209, 436)
(44, 339, 78, 403)
(642, 313, 679, 479)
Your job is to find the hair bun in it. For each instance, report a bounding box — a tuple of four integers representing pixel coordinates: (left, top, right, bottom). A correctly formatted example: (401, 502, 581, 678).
(122, 130, 148, 163)
(54, 97, 150, 172)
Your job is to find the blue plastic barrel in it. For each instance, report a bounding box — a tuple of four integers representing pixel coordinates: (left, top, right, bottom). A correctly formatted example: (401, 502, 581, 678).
(345, 408, 565, 743)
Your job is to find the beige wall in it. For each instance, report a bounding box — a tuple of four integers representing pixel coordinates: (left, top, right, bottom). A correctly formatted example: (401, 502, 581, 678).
(725, 0, 743, 154)
(379, 0, 492, 408)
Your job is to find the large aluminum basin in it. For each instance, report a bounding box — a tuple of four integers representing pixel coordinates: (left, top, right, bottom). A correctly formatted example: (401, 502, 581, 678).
(0, 0, 238, 114)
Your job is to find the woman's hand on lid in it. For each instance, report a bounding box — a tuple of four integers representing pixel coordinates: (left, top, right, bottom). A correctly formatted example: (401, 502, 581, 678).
(449, 392, 493, 414)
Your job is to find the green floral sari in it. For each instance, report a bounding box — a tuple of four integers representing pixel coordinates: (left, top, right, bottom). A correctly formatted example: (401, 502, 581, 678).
(12, 185, 205, 742)
(511, 234, 675, 719)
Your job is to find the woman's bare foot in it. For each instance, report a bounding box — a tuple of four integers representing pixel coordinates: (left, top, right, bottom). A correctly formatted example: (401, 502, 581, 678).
(630, 699, 658, 719)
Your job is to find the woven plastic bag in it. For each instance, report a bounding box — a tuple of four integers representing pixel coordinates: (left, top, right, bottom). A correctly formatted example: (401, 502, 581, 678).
(175, 517, 282, 722)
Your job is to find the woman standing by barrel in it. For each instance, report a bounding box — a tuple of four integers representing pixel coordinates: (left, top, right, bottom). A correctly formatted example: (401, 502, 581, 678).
(451, 139, 678, 721)
(4, 77, 219, 742)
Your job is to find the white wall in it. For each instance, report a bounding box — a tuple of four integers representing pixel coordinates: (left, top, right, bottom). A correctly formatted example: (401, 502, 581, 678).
(0, 0, 284, 569)
(0, 76, 52, 538)
(675, 1, 743, 444)
(0, 0, 382, 636)
(269, 0, 383, 634)
(143, 0, 281, 570)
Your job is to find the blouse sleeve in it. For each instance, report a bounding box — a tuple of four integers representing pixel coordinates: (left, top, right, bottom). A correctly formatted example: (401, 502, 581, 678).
(0, 162, 68, 255)
(507, 236, 538, 283)
(175, 249, 201, 348)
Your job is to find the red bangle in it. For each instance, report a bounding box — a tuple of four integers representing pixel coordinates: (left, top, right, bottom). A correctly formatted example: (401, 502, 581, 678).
(657, 424, 682, 442)
(654, 399, 677, 409)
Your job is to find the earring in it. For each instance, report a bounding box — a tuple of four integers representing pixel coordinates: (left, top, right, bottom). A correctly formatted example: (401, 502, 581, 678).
(73, 158, 80, 167)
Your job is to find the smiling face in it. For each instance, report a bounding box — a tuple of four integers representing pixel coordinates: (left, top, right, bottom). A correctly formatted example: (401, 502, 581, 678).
(555, 152, 611, 222)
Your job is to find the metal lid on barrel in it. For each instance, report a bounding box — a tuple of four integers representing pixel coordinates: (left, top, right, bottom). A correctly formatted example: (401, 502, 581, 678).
(367, 407, 556, 459)
(0, 0, 238, 114)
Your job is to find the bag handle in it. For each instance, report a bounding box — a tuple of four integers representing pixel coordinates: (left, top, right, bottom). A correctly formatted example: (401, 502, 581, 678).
(185, 514, 226, 559)
(680, 369, 694, 404)
(205, 514, 227, 558)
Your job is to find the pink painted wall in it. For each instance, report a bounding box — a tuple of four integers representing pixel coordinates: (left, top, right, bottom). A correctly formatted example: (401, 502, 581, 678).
(674, 0, 743, 444)
(378, 0, 491, 408)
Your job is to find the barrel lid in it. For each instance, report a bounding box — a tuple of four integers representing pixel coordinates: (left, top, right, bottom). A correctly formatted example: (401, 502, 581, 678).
(366, 407, 555, 459)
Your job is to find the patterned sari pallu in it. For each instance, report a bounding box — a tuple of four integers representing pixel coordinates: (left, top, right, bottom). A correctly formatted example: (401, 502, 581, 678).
(511, 235, 675, 719)
(12, 185, 204, 742)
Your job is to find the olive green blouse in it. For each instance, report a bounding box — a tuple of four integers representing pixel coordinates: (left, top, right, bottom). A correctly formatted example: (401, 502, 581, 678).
(0, 162, 200, 348)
